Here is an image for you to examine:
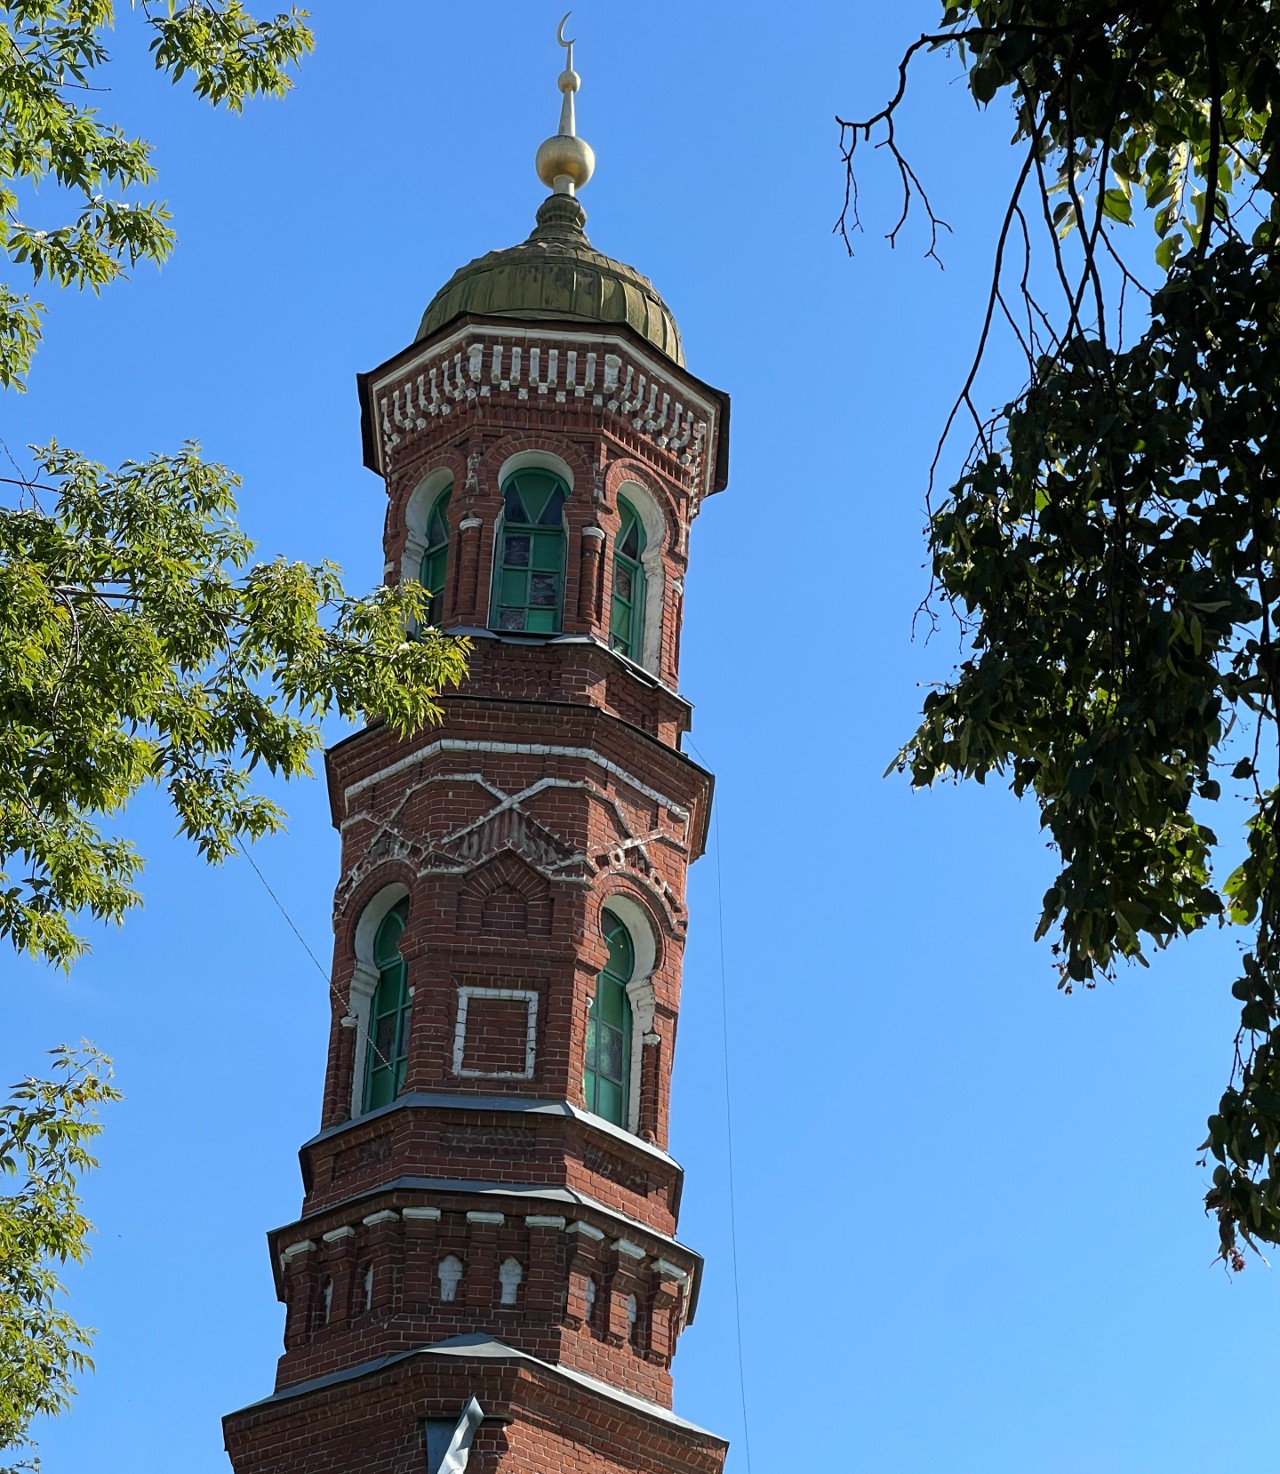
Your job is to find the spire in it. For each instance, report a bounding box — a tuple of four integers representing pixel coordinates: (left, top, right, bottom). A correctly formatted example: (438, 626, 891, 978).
(535, 12, 595, 198)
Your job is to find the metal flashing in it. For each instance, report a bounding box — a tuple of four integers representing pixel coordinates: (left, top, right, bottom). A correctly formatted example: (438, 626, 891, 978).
(235, 1333, 726, 1443)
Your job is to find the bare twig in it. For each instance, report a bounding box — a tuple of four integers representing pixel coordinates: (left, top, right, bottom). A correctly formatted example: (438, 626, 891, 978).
(927, 141, 1039, 502)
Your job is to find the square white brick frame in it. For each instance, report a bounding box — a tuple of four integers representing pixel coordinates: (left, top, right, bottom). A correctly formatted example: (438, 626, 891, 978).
(453, 986, 539, 1080)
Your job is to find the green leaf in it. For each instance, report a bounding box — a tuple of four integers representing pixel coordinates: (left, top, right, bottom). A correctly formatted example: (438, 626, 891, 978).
(970, 62, 1001, 104)
(1156, 234, 1183, 271)
(1102, 188, 1133, 224)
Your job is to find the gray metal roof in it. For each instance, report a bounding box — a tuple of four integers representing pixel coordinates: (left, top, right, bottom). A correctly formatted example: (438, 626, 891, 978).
(234, 1333, 725, 1442)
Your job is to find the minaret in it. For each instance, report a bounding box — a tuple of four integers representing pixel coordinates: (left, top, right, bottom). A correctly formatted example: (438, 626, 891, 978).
(223, 21, 730, 1473)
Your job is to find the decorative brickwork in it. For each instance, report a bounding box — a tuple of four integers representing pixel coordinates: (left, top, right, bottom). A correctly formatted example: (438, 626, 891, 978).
(224, 214, 729, 1473)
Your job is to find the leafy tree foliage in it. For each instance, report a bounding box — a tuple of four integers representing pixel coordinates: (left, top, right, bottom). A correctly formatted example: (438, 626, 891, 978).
(842, 2, 1280, 1263)
(0, 1046, 120, 1471)
(0, 4, 462, 1451)
(2, 442, 466, 968)
(0, 0, 313, 391)
(0, 0, 468, 969)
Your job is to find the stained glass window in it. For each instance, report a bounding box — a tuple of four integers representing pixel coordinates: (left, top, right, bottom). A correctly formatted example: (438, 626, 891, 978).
(610, 498, 646, 659)
(585, 909, 634, 1127)
(362, 900, 410, 1113)
(491, 469, 567, 633)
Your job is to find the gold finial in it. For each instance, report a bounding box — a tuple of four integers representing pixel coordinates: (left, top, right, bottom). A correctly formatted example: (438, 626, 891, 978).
(535, 12, 595, 197)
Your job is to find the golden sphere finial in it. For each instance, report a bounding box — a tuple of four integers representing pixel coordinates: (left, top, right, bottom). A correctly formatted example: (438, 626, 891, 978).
(535, 12, 594, 197)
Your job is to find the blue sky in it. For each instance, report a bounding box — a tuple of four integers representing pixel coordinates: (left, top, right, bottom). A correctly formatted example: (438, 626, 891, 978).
(6, 2, 1278, 1471)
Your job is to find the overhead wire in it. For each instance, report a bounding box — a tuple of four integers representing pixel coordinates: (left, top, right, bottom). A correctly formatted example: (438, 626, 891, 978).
(236, 837, 399, 1076)
(237, 837, 331, 983)
(686, 738, 754, 1474)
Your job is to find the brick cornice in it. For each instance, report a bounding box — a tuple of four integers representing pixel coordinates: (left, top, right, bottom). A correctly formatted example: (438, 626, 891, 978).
(324, 695, 715, 860)
(357, 314, 731, 498)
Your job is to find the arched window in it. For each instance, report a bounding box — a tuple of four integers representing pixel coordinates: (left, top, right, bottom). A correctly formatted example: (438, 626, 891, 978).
(362, 901, 410, 1113)
(610, 498, 646, 659)
(491, 469, 567, 633)
(585, 909, 634, 1127)
(419, 485, 452, 625)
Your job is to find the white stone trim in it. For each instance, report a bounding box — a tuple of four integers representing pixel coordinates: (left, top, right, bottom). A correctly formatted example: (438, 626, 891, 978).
(453, 986, 539, 1080)
(498, 1256, 524, 1306)
(336, 768, 689, 932)
(344, 739, 690, 821)
(595, 894, 659, 1136)
(432, 775, 589, 856)
(322, 1226, 355, 1244)
(582, 525, 605, 540)
(280, 1239, 315, 1263)
(372, 325, 717, 425)
(525, 1215, 567, 1229)
(402, 467, 455, 593)
(497, 447, 575, 495)
(612, 1238, 647, 1262)
(369, 324, 720, 498)
(362, 1210, 400, 1227)
(349, 881, 410, 1120)
(466, 1211, 505, 1226)
(612, 479, 668, 674)
(346, 959, 379, 1121)
(568, 1221, 605, 1241)
(652, 1258, 689, 1285)
(402, 1206, 442, 1222)
(437, 1254, 464, 1303)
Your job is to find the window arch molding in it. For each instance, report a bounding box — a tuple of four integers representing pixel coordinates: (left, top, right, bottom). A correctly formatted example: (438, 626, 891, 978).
(348, 880, 410, 1119)
(401, 467, 455, 586)
(587, 892, 659, 1136)
(610, 478, 668, 673)
(597, 891, 660, 983)
(496, 447, 576, 495)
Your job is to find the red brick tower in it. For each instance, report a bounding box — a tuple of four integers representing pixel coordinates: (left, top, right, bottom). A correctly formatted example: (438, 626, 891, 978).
(223, 26, 730, 1474)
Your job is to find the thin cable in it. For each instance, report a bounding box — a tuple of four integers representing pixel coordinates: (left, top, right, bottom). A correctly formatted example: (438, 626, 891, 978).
(687, 741, 754, 1474)
(236, 838, 398, 1077)
(237, 837, 331, 982)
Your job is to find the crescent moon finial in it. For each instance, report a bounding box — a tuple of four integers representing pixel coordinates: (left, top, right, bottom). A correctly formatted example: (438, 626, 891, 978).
(556, 13, 575, 77)
(535, 9, 594, 198)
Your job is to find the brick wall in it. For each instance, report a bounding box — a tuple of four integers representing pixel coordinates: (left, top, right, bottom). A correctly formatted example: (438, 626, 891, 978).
(227, 316, 728, 1474)
(225, 1352, 728, 1474)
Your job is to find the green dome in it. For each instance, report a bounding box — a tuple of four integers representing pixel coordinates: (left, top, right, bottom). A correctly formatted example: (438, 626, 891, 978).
(416, 194, 684, 367)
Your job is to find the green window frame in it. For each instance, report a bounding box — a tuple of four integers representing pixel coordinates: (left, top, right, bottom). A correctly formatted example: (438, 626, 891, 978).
(419, 486, 452, 625)
(362, 901, 410, 1113)
(584, 909, 634, 1127)
(491, 469, 568, 633)
(610, 497, 646, 659)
